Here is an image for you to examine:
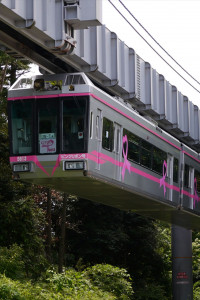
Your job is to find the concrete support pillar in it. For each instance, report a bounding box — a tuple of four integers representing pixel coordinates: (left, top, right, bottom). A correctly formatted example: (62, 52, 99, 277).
(171, 224, 193, 300)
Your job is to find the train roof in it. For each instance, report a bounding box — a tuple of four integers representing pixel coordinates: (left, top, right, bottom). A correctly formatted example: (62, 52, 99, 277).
(9, 72, 94, 91)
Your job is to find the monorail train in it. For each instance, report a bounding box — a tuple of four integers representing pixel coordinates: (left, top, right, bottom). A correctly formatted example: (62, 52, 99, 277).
(7, 73, 200, 229)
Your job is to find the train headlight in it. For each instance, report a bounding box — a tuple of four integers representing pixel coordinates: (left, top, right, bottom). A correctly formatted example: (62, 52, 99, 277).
(65, 161, 84, 170)
(13, 163, 30, 172)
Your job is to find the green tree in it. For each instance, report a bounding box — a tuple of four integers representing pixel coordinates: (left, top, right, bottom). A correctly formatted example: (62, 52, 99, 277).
(0, 51, 47, 278)
(58, 197, 171, 299)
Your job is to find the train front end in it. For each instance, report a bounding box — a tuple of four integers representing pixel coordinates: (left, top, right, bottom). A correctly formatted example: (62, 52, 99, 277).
(8, 73, 91, 191)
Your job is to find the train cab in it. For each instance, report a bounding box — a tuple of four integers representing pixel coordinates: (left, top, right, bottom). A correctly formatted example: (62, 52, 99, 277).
(8, 73, 90, 176)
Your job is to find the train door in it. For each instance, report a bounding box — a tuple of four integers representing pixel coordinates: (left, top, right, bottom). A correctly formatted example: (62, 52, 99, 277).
(183, 162, 193, 209)
(190, 168, 195, 210)
(95, 109, 102, 170)
(114, 122, 122, 181)
(167, 154, 173, 201)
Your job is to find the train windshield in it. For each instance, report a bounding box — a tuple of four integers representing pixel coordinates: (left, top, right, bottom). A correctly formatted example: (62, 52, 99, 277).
(9, 96, 88, 155)
(62, 97, 87, 153)
(11, 100, 33, 155)
(38, 99, 58, 154)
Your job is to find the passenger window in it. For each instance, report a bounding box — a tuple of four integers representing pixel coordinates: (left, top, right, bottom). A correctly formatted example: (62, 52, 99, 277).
(140, 139, 152, 169)
(102, 117, 113, 151)
(152, 147, 167, 175)
(173, 158, 179, 183)
(184, 164, 190, 188)
(194, 170, 200, 193)
(123, 129, 140, 163)
(123, 128, 167, 174)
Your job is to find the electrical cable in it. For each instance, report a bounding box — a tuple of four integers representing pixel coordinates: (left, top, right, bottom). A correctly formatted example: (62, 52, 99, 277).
(118, 0, 200, 86)
(107, 0, 200, 94)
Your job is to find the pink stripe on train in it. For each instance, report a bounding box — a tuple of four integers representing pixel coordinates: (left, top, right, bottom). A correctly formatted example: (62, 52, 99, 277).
(10, 152, 200, 206)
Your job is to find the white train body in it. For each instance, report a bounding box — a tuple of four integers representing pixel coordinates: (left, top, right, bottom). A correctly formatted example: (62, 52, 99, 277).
(8, 73, 200, 229)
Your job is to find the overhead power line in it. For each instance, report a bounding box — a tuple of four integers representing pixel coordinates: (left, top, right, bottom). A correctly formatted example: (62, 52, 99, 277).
(118, 0, 200, 87)
(107, 0, 200, 95)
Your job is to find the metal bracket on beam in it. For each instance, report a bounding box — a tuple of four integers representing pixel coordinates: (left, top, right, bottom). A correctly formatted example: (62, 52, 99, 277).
(46, 36, 77, 55)
(15, 19, 35, 29)
(83, 64, 98, 72)
(103, 79, 119, 87)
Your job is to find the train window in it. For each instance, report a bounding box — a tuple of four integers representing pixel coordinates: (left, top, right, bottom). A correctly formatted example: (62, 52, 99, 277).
(194, 170, 200, 193)
(102, 117, 113, 151)
(123, 129, 140, 163)
(62, 97, 87, 153)
(96, 116, 99, 139)
(11, 100, 33, 155)
(123, 128, 168, 174)
(152, 147, 167, 175)
(184, 164, 190, 188)
(90, 112, 93, 139)
(38, 99, 58, 154)
(173, 158, 179, 183)
(140, 139, 152, 169)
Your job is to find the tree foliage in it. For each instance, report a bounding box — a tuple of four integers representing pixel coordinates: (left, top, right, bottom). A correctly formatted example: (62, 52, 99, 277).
(0, 264, 133, 300)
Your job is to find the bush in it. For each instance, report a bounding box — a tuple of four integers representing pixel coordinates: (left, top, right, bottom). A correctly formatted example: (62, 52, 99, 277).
(45, 267, 116, 299)
(84, 264, 134, 299)
(0, 244, 25, 280)
(194, 281, 200, 300)
(0, 274, 59, 300)
(134, 283, 169, 300)
(0, 264, 133, 299)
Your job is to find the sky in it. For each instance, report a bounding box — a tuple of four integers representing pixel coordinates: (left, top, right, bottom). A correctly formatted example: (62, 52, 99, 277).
(102, 0, 200, 107)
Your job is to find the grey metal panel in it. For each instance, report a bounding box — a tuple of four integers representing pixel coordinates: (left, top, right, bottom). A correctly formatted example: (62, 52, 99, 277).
(117, 39, 125, 88)
(127, 48, 136, 98)
(75, 27, 98, 71)
(64, 0, 102, 29)
(110, 32, 118, 84)
(97, 25, 106, 74)
(138, 59, 145, 105)
(151, 69, 159, 113)
(188, 102, 195, 140)
(198, 109, 200, 142)
(0, 0, 15, 9)
(165, 83, 178, 126)
(143, 62, 151, 107)
(194, 105, 199, 141)
(158, 75, 166, 118)
(177, 93, 189, 135)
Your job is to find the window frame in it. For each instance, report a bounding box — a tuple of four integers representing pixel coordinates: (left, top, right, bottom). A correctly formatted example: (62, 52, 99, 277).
(9, 99, 35, 156)
(61, 96, 89, 154)
(123, 128, 167, 176)
(36, 97, 60, 155)
(102, 117, 114, 152)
